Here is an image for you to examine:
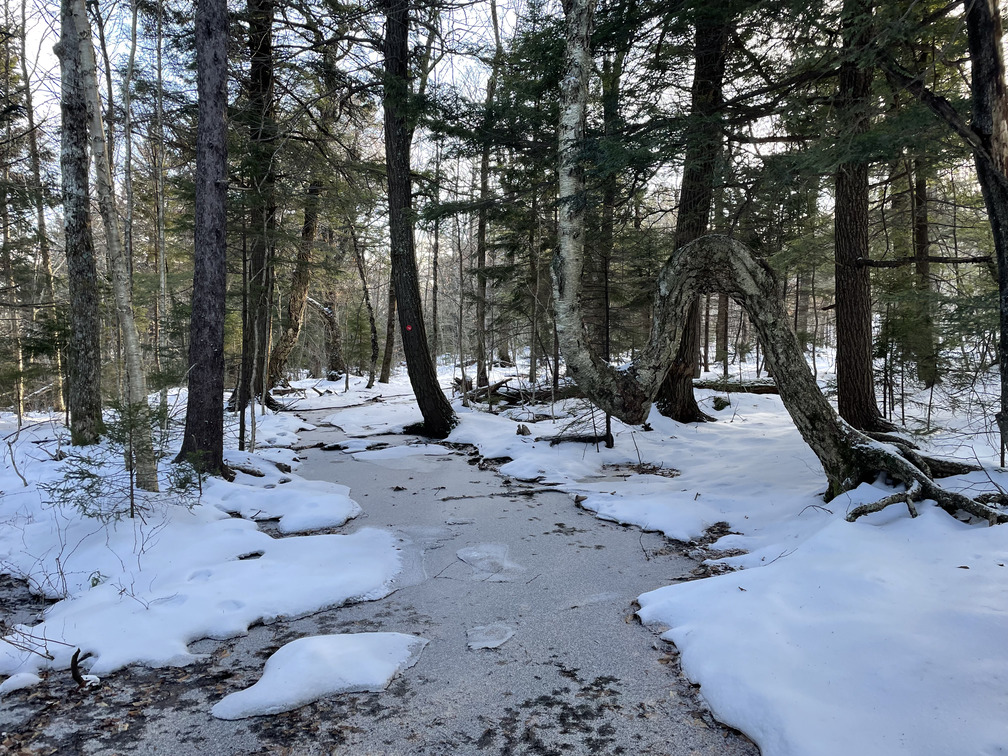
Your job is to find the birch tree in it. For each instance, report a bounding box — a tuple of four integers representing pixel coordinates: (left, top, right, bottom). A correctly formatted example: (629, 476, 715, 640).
(63, 0, 158, 491)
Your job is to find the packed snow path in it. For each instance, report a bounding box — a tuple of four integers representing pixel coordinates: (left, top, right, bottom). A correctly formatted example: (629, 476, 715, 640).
(0, 409, 756, 755)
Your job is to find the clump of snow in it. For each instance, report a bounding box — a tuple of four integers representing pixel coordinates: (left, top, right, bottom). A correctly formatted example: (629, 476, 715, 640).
(211, 632, 427, 720)
(211, 470, 361, 534)
(0, 523, 401, 677)
(0, 672, 42, 697)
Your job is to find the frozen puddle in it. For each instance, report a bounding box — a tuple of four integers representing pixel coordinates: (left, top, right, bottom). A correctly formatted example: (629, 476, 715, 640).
(467, 623, 516, 650)
(456, 543, 525, 582)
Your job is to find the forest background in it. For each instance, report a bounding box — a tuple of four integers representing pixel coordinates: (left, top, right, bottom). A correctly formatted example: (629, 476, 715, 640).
(0, 0, 1005, 492)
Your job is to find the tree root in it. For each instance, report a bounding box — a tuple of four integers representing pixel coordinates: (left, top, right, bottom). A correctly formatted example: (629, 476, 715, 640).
(846, 441, 1008, 525)
(862, 432, 982, 479)
(846, 481, 922, 521)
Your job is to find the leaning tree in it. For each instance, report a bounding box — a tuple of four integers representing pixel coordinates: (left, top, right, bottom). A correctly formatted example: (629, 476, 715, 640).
(555, 0, 1007, 524)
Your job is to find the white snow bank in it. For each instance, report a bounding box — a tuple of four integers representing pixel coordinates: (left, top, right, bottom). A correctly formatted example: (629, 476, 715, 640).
(637, 503, 1008, 756)
(211, 473, 361, 533)
(0, 525, 401, 676)
(0, 416, 401, 680)
(212, 632, 427, 719)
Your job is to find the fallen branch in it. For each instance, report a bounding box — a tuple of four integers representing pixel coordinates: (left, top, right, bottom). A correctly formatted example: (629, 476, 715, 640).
(693, 379, 779, 395)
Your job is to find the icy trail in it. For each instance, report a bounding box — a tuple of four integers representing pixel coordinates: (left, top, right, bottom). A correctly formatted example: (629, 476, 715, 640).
(269, 409, 757, 755)
(0, 406, 755, 756)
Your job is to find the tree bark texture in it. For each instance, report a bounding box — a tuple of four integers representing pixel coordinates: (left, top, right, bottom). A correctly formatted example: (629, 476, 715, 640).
(474, 0, 503, 388)
(834, 0, 887, 432)
(268, 182, 322, 387)
(911, 160, 938, 386)
(379, 272, 396, 382)
(56, 0, 103, 446)
(654, 8, 729, 423)
(21, 0, 64, 412)
(383, 0, 457, 437)
(965, 0, 1008, 455)
(177, 0, 228, 476)
(239, 0, 277, 408)
(70, 0, 158, 491)
(350, 224, 379, 387)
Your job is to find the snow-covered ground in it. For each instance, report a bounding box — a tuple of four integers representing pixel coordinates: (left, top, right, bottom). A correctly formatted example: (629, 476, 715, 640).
(1, 359, 1006, 754)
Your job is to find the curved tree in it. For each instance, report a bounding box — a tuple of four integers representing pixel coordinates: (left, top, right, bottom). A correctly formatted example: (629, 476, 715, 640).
(382, 0, 457, 437)
(556, 0, 1006, 524)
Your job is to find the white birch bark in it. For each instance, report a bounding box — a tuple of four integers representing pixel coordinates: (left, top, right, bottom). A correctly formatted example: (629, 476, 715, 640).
(67, 0, 159, 492)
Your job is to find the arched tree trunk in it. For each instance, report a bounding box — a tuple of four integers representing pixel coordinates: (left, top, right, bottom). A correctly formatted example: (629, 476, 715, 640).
(557, 0, 1006, 524)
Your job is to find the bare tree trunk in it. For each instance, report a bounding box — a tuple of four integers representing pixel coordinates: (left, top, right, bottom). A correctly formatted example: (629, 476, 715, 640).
(177, 0, 228, 476)
(912, 159, 938, 386)
(715, 292, 729, 377)
(528, 198, 541, 384)
(87, 0, 115, 172)
(1, 142, 23, 425)
(473, 0, 504, 389)
(1, 9, 22, 423)
(154, 0, 169, 423)
(383, 0, 457, 436)
(966, 0, 1008, 461)
(350, 224, 379, 387)
(834, 0, 887, 432)
(68, 0, 158, 490)
(379, 271, 396, 382)
(56, 0, 103, 445)
(21, 0, 63, 412)
(123, 0, 144, 423)
(654, 7, 729, 422)
(268, 181, 323, 386)
(239, 0, 277, 408)
(430, 146, 442, 361)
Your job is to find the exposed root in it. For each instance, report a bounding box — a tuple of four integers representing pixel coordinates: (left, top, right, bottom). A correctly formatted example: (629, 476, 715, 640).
(847, 442, 1008, 525)
(846, 480, 922, 521)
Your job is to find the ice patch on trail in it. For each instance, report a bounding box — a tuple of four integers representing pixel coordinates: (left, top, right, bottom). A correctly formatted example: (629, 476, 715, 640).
(467, 623, 516, 650)
(212, 632, 427, 719)
(353, 444, 453, 472)
(456, 543, 525, 581)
